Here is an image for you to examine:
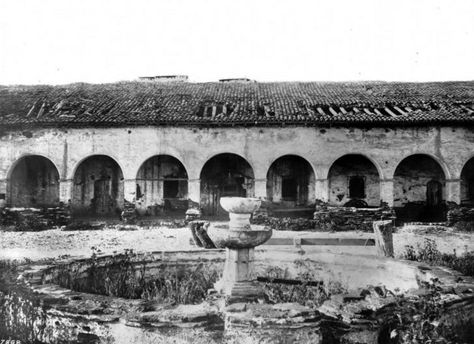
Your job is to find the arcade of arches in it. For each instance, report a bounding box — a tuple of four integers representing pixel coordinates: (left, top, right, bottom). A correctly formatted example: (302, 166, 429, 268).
(8, 155, 60, 208)
(4, 152, 474, 223)
(135, 155, 188, 215)
(72, 155, 124, 216)
(200, 153, 255, 216)
(328, 155, 380, 207)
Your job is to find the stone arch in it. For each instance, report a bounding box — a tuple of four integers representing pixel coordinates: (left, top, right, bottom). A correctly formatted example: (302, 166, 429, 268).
(327, 154, 381, 207)
(393, 154, 446, 222)
(460, 157, 474, 205)
(7, 154, 60, 207)
(199, 153, 255, 216)
(135, 155, 189, 215)
(266, 155, 316, 207)
(389, 152, 451, 180)
(71, 155, 124, 216)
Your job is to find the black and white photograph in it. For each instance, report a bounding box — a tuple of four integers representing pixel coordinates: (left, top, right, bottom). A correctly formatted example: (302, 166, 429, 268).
(0, 0, 473, 343)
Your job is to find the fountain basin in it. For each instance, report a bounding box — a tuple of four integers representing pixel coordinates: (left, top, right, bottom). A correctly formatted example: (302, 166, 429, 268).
(219, 197, 261, 214)
(2, 249, 474, 344)
(211, 228, 273, 249)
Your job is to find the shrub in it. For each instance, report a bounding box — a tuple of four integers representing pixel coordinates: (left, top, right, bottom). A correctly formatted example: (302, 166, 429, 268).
(403, 239, 474, 277)
(383, 281, 474, 344)
(54, 249, 220, 305)
(261, 260, 346, 308)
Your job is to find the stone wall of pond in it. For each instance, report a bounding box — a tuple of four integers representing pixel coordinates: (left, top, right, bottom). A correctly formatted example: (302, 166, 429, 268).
(2, 249, 474, 344)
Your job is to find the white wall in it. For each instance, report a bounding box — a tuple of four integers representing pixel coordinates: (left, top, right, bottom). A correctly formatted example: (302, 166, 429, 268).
(0, 125, 472, 207)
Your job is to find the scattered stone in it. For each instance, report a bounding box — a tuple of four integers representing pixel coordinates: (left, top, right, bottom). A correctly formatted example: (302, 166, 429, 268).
(225, 302, 247, 313)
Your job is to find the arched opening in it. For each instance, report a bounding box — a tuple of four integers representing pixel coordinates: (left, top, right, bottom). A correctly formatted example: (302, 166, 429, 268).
(8, 155, 60, 207)
(135, 155, 188, 216)
(200, 153, 254, 216)
(393, 154, 446, 222)
(328, 154, 380, 207)
(461, 158, 474, 205)
(72, 155, 124, 217)
(266, 155, 315, 217)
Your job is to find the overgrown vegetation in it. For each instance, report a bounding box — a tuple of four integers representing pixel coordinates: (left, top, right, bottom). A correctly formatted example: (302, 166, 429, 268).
(261, 259, 347, 308)
(403, 238, 474, 277)
(382, 280, 474, 344)
(55, 249, 220, 305)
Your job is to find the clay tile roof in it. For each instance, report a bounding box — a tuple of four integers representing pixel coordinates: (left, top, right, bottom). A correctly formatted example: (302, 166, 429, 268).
(0, 81, 473, 128)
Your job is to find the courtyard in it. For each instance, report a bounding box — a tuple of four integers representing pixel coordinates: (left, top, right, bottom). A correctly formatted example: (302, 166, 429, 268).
(1, 223, 473, 261)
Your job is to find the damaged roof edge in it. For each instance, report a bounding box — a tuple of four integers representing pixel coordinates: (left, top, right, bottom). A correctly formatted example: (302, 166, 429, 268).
(2, 118, 474, 132)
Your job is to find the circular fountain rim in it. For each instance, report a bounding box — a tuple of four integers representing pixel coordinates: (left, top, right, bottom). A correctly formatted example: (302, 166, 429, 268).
(6, 249, 474, 343)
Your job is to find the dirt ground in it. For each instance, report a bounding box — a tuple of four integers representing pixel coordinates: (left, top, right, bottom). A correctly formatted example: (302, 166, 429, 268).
(0, 222, 473, 261)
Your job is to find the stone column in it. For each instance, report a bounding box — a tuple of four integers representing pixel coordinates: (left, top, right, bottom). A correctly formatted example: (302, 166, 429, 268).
(379, 179, 394, 207)
(121, 179, 137, 223)
(123, 179, 137, 203)
(188, 179, 201, 205)
(59, 179, 73, 203)
(445, 179, 461, 205)
(186, 179, 201, 220)
(0, 178, 6, 208)
(253, 178, 267, 200)
(315, 178, 329, 202)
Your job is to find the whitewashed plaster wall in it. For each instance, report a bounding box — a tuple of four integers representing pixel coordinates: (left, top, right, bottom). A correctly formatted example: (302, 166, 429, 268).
(1, 125, 473, 206)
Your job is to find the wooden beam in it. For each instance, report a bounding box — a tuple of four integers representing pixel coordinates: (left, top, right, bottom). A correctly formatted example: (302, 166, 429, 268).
(264, 237, 375, 246)
(339, 107, 348, 114)
(460, 105, 474, 114)
(384, 107, 398, 118)
(393, 106, 406, 115)
(329, 106, 339, 116)
(257, 276, 323, 286)
(363, 108, 374, 115)
(316, 107, 326, 116)
(373, 108, 384, 116)
(301, 238, 375, 246)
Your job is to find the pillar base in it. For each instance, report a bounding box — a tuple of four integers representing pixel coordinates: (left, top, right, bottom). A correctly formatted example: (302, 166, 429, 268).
(224, 281, 265, 303)
(215, 247, 265, 303)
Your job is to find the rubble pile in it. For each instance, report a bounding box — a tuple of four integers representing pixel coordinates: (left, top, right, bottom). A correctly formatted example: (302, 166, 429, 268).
(0, 204, 71, 231)
(251, 215, 317, 231)
(313, 204, 395, 232)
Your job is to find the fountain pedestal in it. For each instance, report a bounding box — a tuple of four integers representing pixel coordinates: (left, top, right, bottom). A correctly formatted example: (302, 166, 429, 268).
(215, 197, 272, 303)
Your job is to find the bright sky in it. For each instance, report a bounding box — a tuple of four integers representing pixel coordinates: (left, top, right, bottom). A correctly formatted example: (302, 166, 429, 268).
(0, 0, 473, 85)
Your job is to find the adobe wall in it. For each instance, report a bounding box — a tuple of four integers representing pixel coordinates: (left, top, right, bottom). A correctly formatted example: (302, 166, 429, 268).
(0, 125, 473, 209)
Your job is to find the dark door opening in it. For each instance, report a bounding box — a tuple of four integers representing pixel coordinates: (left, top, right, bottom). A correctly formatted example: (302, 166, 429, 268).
(349, 176, 365, 198)
(93, 176, 114, 214)
(282, 178, 297, 201)
(426, 180, 442, 207)
(163, 180, 179, 198)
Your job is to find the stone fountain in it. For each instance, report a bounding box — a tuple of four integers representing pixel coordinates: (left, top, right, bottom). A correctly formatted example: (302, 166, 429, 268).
(214, 197, 273, 303)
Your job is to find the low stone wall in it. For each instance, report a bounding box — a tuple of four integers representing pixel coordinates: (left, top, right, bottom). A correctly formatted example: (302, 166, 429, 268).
(313, 205, 395, 232)
(2, 250, 473, 344)
(0, 205, 71, 230)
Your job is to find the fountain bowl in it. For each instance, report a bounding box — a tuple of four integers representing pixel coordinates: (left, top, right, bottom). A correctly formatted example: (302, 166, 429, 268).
(211, 228, 273, 249)
(220, 197, 262, 214)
